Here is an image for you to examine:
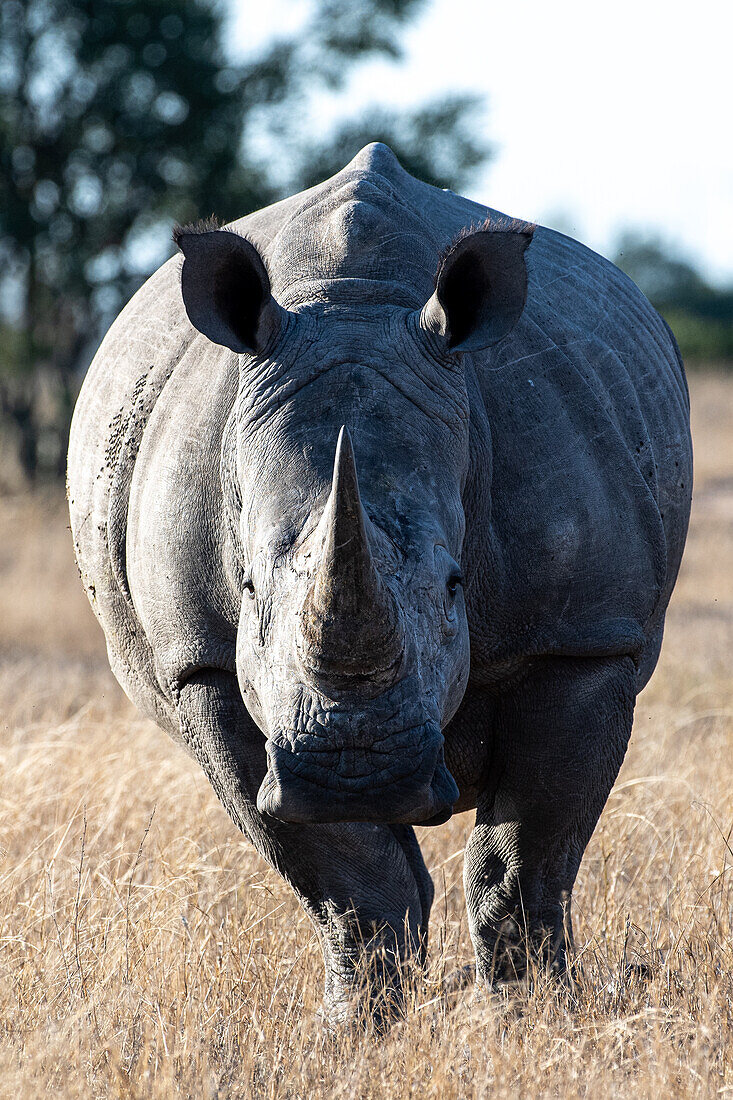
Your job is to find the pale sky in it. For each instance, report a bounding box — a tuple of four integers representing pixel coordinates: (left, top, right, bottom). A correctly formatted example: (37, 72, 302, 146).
(232, 0, 733, 284)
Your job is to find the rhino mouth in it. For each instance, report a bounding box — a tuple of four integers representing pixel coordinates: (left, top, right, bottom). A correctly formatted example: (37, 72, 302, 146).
(256, 719, 459, 826)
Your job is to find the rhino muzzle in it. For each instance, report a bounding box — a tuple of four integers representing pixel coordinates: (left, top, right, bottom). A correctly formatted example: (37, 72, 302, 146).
(256, 720, 458, 825)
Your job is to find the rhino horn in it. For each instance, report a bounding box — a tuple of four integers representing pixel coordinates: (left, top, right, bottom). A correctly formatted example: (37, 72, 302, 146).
(301, 427, 402, 686)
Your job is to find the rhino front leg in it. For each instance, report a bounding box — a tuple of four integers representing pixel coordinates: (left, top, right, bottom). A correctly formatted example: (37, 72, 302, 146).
(464, 657, 636, 985)
(176, 671, 433, 1023)
(301, 822, 434, 1023)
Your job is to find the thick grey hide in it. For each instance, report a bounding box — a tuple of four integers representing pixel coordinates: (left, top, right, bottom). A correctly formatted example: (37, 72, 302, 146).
(68, 143, 692, 1019)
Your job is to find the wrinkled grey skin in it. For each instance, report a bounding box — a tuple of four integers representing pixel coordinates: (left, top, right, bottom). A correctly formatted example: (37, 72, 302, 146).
(68, 144, 692, 1020)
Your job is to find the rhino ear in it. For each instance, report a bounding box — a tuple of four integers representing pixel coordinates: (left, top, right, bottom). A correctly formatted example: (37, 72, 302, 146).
(173, 223, 283, 354)
(421, 221, 534, 352)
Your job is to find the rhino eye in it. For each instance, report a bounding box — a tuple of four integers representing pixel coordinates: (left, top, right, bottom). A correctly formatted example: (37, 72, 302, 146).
(446, 572, 463, 599)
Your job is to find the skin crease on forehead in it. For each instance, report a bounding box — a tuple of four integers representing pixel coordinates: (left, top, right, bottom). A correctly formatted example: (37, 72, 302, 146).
(235, 312, 470, 556)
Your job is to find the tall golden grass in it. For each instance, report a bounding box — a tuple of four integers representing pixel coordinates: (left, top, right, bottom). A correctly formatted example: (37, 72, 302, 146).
(0, 371, 731, 1098)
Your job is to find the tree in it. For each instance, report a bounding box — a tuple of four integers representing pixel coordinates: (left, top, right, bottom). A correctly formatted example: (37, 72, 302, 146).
(0, 0, 490, 482)
(614, 233, 733, 363)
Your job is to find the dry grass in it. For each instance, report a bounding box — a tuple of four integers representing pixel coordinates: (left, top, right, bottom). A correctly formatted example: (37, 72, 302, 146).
(1, 370, 731, 1098)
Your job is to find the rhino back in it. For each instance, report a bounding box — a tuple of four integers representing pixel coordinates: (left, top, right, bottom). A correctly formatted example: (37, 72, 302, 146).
(69, 142, 691, 717)
(463, 227, 692, 675)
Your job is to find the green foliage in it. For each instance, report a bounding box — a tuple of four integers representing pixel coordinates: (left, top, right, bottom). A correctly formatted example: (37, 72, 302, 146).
(0, 0, 490, 480)
(661, 311, 733, 361)
(614, 234, 733, 365)
(294, 95, 489, 192)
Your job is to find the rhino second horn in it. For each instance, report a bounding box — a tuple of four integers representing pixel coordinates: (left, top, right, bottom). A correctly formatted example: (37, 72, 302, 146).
(301, 427, 402, 683)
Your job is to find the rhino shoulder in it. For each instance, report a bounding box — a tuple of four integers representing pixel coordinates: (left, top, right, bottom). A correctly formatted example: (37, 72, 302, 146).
(67, 253, 219, 736)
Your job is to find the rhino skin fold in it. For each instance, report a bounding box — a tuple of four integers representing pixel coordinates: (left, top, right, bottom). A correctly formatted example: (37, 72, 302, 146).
(68, 143, 692, 1022)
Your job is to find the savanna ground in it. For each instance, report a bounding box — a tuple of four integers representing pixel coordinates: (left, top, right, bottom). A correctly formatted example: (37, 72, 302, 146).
(0, 371, 731, 1099)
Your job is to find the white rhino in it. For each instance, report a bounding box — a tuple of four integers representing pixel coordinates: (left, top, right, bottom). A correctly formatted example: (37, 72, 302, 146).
(68, 143, 692, 1020)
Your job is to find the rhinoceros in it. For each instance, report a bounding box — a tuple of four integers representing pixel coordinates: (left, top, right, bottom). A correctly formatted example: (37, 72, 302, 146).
(68, 142, 692, 1019)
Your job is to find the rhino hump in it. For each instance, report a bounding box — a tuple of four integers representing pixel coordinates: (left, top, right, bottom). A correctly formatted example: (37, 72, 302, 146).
(233, 142, 494, 308)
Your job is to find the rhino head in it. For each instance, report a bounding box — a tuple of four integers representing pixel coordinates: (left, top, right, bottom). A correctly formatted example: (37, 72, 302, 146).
(174, 216, 532, 826)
